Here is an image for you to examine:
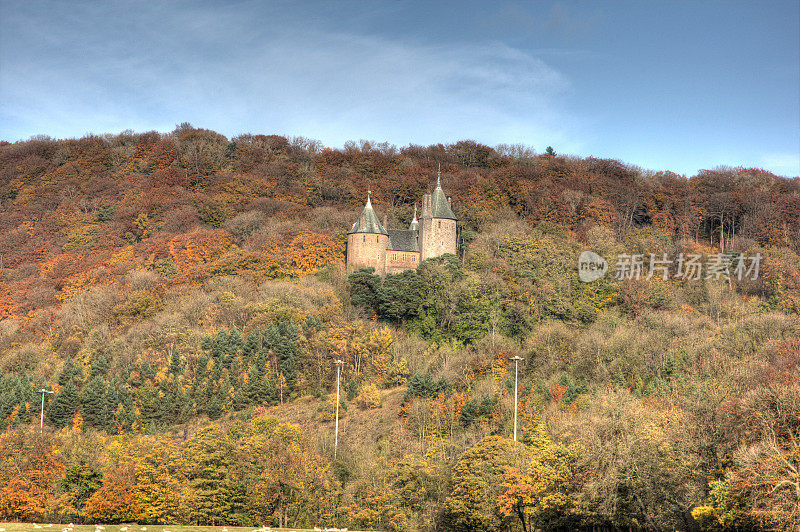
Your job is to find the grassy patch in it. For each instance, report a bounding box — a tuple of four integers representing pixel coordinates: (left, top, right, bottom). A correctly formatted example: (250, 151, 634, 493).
(0, 525, 371, 532)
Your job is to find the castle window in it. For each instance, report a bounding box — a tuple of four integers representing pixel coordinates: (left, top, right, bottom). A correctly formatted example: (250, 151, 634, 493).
(438, 221, 441, 228)
(393, 254, 397, 260)
(402, 254, 406, 261)
(412, 255, 416, 262)
(363, 236, 366, 243)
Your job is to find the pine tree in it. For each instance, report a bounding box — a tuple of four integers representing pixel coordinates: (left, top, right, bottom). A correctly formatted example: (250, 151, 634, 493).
(243, 330, 260, 357)
(228, 327, 243, 353)
(81, 376, 109, 428)
(169, 349, 181, 375)
(183, 426, 235, 525)
(58, 358, 81, 386)
(90, 355, 109, 377)
(265, 320, 300, 386)
(348, 268, 382, 316)
(139, 360, 155, 380)
(244, 365, 263, 404)
(48, 381, 80, 428)
(206, 396, 223, 420)
(232, 384, 248, 411)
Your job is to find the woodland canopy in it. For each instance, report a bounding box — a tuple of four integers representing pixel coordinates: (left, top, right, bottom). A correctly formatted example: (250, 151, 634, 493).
(0, 126, 798, 531)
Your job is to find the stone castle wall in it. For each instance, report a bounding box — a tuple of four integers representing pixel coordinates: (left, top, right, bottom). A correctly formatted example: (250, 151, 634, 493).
(420, 217, 457, 261)
(385, 250, 421, 275)
(347, 233, 388, 275)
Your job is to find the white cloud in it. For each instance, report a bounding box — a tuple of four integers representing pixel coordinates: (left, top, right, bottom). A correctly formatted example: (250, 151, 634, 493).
(0, 1, 576, 151)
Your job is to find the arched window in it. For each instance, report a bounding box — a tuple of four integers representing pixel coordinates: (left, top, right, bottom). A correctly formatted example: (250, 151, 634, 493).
(363, 236, 366, 243)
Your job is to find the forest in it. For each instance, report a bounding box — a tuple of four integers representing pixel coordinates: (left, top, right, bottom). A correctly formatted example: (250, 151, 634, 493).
(0, 124, 798, 531)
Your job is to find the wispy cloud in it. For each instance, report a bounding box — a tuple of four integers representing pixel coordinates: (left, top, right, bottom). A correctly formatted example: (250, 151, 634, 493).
(3, 0, 795, 176)
(0, 1, 576, 151)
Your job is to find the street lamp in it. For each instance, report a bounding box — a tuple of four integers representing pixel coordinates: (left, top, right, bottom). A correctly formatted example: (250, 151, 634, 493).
(332, 360, 344, 459)
(509, 356, 524, 441)
(38, 389, 54, 432)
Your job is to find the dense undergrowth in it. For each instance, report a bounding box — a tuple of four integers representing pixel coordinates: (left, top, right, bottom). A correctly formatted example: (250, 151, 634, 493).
(0, 126, 799, 531)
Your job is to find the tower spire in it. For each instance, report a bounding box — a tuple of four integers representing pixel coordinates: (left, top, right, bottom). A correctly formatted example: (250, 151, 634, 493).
(437, 163, 441, 188)
(366, 187, 372, 208)
(409, 203, 419, 231)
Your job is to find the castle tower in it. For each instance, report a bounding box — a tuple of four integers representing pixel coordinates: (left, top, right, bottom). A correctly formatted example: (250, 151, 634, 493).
(420, 167, 457, 261)
(409, 204, 419, 231)
(346, 191, 389, 275)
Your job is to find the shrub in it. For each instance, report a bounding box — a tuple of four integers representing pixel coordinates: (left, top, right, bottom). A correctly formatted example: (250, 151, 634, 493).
(355, 383, 382, 409)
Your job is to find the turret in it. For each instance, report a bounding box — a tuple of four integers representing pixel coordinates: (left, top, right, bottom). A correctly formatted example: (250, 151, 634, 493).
(409, 204, 419, 231)
(419, 167, 457, 261)
(346, 191, 389, 275)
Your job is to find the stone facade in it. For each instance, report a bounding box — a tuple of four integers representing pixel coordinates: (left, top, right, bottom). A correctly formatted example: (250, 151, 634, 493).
(346, 179, 457, 275)
(346, 231, 390, 276)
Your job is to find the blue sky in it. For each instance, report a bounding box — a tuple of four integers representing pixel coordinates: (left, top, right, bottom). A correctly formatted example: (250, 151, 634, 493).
(1, 0, 798, 176)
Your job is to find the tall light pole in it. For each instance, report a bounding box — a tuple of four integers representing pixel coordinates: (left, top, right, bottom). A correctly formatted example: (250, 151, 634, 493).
(38, 389, 53, 432)
(332, 360, 344, 459)
(509, 356, 523, 441)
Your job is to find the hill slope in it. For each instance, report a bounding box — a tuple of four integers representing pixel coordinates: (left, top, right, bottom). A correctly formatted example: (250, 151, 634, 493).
(0, 127, 799, 531)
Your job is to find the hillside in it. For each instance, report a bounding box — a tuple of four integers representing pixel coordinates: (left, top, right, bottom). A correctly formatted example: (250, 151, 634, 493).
(0, 126, 799, 531)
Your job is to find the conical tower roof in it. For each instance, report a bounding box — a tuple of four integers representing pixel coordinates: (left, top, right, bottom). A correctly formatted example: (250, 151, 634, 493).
(409, 204, 419, 230)
(348, 191, 388, 235)
(430, 168, 456, 220)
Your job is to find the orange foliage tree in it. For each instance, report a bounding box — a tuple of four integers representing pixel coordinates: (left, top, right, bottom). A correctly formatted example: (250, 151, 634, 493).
(83, 463, 139, 523)
(0, 430, 64, 521)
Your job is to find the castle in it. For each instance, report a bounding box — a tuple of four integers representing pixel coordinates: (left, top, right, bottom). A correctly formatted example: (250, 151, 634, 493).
(346, 173, 457, 275)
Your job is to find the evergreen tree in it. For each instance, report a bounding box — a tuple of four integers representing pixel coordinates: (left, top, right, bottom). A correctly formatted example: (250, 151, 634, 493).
(58, 358, 82, 386)
(81, 376, 109, 428)
(105, 378, 121, 424)
(139, 360, 155, 380)
(0, 373, 22, 423)
(244, 365, 264, 404)
(243, 330, 260, 357)
(379, 270, 422, 321)
(232, 384, 248, 411)
(159, 378, 191, 424)
(209, 330, 230, 360)
(265, 320, 300, 386)
(206, 396, 223, 420)
(138, 383, 164, 426)
(48, 381, 80, 428)
(228, 327, 243, 353)
(348, 267, 382, 316)
(169, 349, 182, 375)
(90, 355, 109, 377)
(183, 426, 236, 525)
(61, 459, 103, 510)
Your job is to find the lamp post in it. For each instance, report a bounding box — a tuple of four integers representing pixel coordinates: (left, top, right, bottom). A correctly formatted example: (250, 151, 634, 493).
(332, 360, 344, 459)
(38, 389, 53, 432)
(509, 356, 523, 441)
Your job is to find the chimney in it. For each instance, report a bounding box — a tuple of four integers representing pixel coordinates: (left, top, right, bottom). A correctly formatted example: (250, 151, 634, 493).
(422, 194, 432, 218)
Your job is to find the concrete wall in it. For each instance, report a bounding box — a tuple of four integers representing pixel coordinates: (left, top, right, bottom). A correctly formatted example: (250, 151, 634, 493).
(347, 233, 388, 275)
